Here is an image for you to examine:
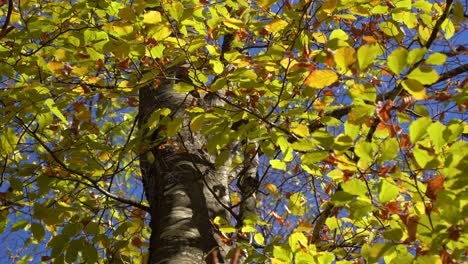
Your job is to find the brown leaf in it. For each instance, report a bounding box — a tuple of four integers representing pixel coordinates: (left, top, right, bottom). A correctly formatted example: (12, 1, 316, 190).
(425, 175, 444, 200)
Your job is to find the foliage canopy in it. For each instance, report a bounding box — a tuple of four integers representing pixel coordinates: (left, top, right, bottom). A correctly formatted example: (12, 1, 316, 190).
(0, 0, 467, 263)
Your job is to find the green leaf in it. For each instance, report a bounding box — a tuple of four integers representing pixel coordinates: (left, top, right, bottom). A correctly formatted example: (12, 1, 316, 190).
(210, 59, 224, 74)
(349, 198, 373, 219)
(409, 117, 432, 143)
(427, 122, 447, 149)
(0, 127, 18, 154)
(407, 66, 439, 85)
(334, 134, 353, 152)
(288, 192, 307, 216)
(291, 124, 309, 138)
(270, 159, 286, 171)
(11, 219, 29, 232)
(288, 232, 308, 253)
(402, 79, 426, 100)
(31, 222, 45, 242)
(44, 98, 67, 123)
(357, 44, 379, 70)
(273, 244, 293, 263)
(407, 47, 427, 65)
(342, 179, 368, 197)
(426, 52, 447, 65)
(379, 138, 399, 162)
(378, 178, 399, 203)
(379, 21, 403, 38)
(413, 147, 435, 169)
(173, 82, 194, 92)
(387, 47, 408, 75)
(355, 139, 374, 163)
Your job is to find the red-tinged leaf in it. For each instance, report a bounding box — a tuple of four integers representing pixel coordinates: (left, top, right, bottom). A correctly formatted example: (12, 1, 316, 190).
(131, 236, 143, 248)
(400, 134, 410, 149)
(272, 211, 284, 225)
(127, 98, 138, 107)
(399, 215, 419, 243)
(362, 35, 379, 42)
(448, 225, 461, 241)
(297, 239, 308, 252)
(325, 182, 334, 194)
(323, 89, 334, 96)
(425, 175, 444, 200)
(42, 256, 53, 261)
(377, 100, 393, 122)
(384, 201, 400, 213)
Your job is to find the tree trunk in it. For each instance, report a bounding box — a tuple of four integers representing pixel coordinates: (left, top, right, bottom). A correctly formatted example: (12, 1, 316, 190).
(138, 74, 232, 263)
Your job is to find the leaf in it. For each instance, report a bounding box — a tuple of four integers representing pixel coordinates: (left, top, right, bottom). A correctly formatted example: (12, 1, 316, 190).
(407, 66, 439, 85)
(257, 0, 277, 9)
(288, 232, 308, 253)
(427, 122, 446, 149)
(425, 52, 447, 65)
(357, 44, 379, 70)
(342, 179, 368, 197)
(273, 244, 293, 263)
(304, 70, 338, 89)
(379, 20, 403, 38)
(378, 178, 399, 203)
(407, 47, 427, 65)
(425, 175, 444, 200)
(291, 124, 309, 138)
(402, 79, 426, 100)
(265, 19, 289, 33)
(409, 117, 432, 143)
(31, 223, 46, 242)
(173, 82, 194, 92)
(379, 138, 399, 162)
(44, 99, 67, 123)
(349, 198, 373, 219)
(387, 47, 408, 75)
(334, 46, 356, 72)
(288, 193, 307, 216)
(334, 134, 353, 152)
(143, 11, 161, 24)
(355, 139, 373, 162)
(0, 127, 17, 154)
(265, 183, 279, 197)
(270, 159, 286, 171)
(223, 18, 244, 29)
(12, 219, 29, 232)
(254, 233, 265, 245)
(413, 147, 434, 169)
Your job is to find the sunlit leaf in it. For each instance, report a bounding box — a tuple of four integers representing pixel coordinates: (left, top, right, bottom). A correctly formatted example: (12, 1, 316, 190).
(304, 70, 338, 89)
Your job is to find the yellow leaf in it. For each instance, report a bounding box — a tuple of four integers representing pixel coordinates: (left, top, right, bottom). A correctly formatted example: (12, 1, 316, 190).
(322, 0, 337, 14)
(223, 18, 244, 29)
(143, 11, 161, 24)
(47, 61, 64, 76)
(312, 31, 327, 43)
(292, 124, 309, 138)
(265, 19, 289, 33)
(334, 46, 356, 72)
(72, 66, 89, 76)
(230, 193, 240, 205)
(265, 183, 279, 197)
(304, 70, 338, 89)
